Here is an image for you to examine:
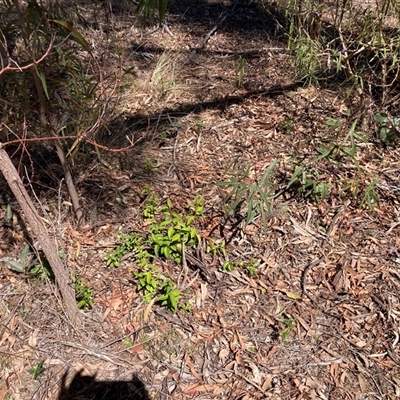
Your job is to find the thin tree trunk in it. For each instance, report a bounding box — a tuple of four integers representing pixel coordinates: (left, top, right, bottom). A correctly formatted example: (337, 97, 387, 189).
(55, 142, 84, 225)
(0, 144, 82, 328)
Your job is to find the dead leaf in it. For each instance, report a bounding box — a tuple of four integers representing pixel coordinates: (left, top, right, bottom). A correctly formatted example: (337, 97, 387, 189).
(275, 287, 302, 300)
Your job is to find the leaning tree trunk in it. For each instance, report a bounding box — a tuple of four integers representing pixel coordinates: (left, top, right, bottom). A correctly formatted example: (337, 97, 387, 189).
(0, 143, 82, 328)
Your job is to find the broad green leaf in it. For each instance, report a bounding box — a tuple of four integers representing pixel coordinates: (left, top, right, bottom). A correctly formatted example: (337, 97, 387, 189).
(52, 19, 92, 54)
(1, 258, 25, 273)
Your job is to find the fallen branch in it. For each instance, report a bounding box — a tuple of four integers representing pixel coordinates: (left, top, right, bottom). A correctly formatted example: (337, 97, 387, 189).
(0, 143, 82, 328)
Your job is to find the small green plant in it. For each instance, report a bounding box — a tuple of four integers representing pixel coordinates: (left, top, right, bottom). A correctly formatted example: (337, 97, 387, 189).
(281, 119, 295, 133)
(106, 193, 204, 312)
(72, 276, 94, 309)
(29, 252, 54, 281)
(222, 260, 241, 272)
(287, 166, 333, 201)
(245, 259, 258, 276)
(312, 119, 365, 171)
(222, 258, 258, 275)
(28, 361, 45, 379)
(148, 198, 202, 264)
(374, 113, 400, 146)
(105, 233, 144, 268)
(360, 179, 380, 211)
(206, 239, 226, 257)
(236, 56, 247, 87)
(280, 316, 296, 341)
(134, 267, 161, 303)
(1, 243, 32, 273)
(158, 279, 181, 312)
(196, 120, 205, 129)
(143, 158, 159, 172)
(217, 159, 279, 231)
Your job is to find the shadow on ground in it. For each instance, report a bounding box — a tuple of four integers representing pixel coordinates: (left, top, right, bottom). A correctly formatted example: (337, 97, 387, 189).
(58, 370, 151, 400)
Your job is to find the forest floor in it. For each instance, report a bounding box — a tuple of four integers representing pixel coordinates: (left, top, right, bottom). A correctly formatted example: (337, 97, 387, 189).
(1, 0, 400, 399)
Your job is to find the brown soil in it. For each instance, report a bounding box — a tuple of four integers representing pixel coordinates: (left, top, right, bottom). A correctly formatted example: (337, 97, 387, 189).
(1, 1, 400, 399)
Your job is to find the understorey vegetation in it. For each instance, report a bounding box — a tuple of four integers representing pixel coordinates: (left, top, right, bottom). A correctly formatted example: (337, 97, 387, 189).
(1, 0, 399, 398)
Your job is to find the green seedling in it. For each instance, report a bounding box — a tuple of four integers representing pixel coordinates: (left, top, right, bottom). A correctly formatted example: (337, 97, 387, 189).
(134, 267, 161, 303)
(236, 56, 247, 87)
(72, 276, 94, 309)
(312, 119, 365, 172)
(222, 260, 243, 272)
(287, 166, 333, 201)
(107, 193, 204, 312)
(374, 113, 400, 146)
(148, 198, 201, 264)
(158, 279, 181, 312)
(360, 179, 380, 211)
(29, 252, 54, 281)
(217, 159, 279, 231)
(281, 119, 295, 133)
(280, 316, 296, 342)
(245, 259, 258, 276)
(28, 361, 45, 379)
(143, 158, 159, 172)
(206, 239, 226, 257)
(1, 243, 32, 273)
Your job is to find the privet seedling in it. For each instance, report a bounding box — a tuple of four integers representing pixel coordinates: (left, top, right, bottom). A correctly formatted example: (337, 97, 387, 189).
(222, 258, 259, 276)
(147, 197, 202, 264)
(105, 194, 204, 312)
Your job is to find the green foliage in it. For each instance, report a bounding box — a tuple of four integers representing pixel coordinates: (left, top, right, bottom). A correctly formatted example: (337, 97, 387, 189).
(206, 239, 226, 257)
(280, 316, 296, 341)
(281, 0, 400, 105)
(28, 361, 45, 379)
(143, 158, 159, 172)
(287, 118, 378, 207)
(281, 119, 295, 133)
(374, 113, 400, 146)
(29, 252, 54, 281)
(222, 260, 241, 272)
(312, 119, 365, 171)
(360, 179, 380, 210)
(136, 0, 168, 24)
(245, 259, 258, 276)
(72, 276, 94, 309)
(236, 56, 247, 87)
(218, 159, 278, 231)
(0, 0, 106, 155)
(148, 197, 202, 264)
(105, 233, 144, 268)
(1, 243, 32, 274)
(287, 166, 333, 201)
(158, 279, 181, 312)
(222, 258, 259, 276)
(106, 194, 204, 312)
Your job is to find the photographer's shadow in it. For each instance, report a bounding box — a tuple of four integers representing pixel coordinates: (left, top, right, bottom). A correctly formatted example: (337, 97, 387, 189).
(58, 370, 151, 400)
